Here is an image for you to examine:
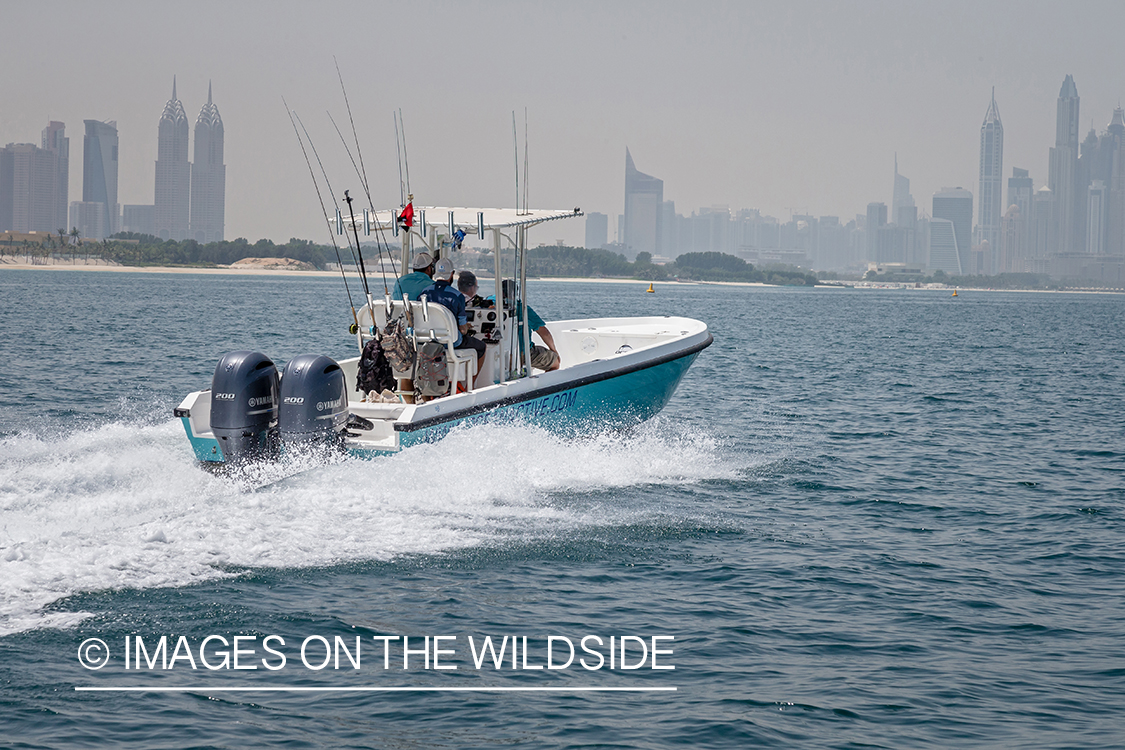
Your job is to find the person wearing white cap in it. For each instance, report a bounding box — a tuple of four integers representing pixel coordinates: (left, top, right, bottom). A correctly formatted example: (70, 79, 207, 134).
(391, 251, 435, 302)
(422, 258, 486, 377)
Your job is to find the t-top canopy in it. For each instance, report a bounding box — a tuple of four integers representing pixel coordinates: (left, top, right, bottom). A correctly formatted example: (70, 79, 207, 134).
(338, 206, 583, 233)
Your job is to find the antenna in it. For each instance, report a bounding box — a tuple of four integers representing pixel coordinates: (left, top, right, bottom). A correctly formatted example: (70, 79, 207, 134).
(399, 108, 411, 196)
(512, 111, 520, 213)
(523, 108, 530, 215)
(394, 111, 405, 206)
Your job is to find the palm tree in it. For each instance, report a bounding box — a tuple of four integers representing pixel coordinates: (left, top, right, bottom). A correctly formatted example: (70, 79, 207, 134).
(70, 227, 83, 263)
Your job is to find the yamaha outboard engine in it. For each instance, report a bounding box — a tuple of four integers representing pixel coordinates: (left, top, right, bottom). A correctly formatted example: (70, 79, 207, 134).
(210, 351, 280, 463)
(278, 354, 348, 449)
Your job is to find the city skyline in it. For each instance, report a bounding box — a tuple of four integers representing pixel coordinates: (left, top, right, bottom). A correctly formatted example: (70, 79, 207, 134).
(2, 1, 1125, 248)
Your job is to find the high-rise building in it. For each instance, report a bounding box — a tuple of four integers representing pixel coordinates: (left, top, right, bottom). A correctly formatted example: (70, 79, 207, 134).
(865, 202, 887, 261)
(932, 187, 973, 273)
(892, 155, 915, 226)
(1108, 108, 1125, 256)
(623, 148, 662, 261)
(1030, 186, 1053, 259)
(1048, 75, 1080, 254)
(0, 142, 56, 233)
(998, 204, 1024, 273)
(1008, 168, 1034, 222)
(155, 77, 190, 240)
(122, 204, 155, 236)
(190, 82, 225, 243)
(660, 200, 676, 256)
(927, 218, 962, 275)
(978, 89, 1003, 272)
(584, 212, 608, 249)
(1086, 180, 1107, 254)
(41, 121, 68, 231)
(79, 119, 118, 239)
(69, 201, 107, 240)
(0, 120, 69, 234)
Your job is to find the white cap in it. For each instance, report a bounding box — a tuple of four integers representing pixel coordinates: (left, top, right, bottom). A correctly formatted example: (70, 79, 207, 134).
(433, 258, 454, 281)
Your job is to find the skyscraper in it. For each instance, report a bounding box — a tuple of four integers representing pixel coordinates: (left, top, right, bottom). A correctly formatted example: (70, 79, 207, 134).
(623, 148, 662, 260)
(41, 121, 68, 231)
(584, 212, 608, 249)
(189, 82, 225, 243)
(79, 119, 118, 239)
(998, 204, 1024, 274)
(1048, 75, 1080, 253)
(932, 187, 973, 273)
(865, 202, 887, 261)
(0, 142, 56, 233)
(1108, 108, 1125, 256)
(978, 89, 1003, 272)
(1086, 181, 1107, 254)
(891, 155, 915, 226)
(155, 77, 190, 240)
(1007, 168, 1034, 221)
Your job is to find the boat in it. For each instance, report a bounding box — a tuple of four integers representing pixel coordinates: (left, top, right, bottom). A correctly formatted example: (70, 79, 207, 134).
(174, 205, 712, 463)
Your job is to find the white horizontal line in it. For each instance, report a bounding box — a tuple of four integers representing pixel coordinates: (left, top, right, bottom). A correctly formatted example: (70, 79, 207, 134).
(75, 686, 676, 693)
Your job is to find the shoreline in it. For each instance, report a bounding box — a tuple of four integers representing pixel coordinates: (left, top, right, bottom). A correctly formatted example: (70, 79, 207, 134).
(2, 258, 1121, 294)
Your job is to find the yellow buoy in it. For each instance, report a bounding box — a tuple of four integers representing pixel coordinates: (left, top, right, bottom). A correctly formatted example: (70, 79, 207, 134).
(646, 283, 655, 293)
(952, 289, 958, 297)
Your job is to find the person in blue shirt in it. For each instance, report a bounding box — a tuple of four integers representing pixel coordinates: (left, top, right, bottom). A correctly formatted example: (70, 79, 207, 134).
(391, 252, 435, 301)
(484, 292, 560, 371)
(422, 259, 486, 375)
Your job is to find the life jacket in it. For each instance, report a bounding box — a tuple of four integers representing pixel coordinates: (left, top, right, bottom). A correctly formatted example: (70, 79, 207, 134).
(414, 341, 449, 398)
(356, 337, 394, 394)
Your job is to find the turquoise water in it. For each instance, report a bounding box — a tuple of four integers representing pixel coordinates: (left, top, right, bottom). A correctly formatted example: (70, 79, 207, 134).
(1, 270, 1123, 748)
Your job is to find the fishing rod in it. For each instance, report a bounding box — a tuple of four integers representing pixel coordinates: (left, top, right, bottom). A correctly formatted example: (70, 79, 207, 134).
(327, 111, 394, 292)
(292, 110, 376, 331)
(334, 56, 370, 201)
(294, 112, 364, 283)
(283, 99, 359, 331)
(331, 63, 401, 289)
(344, 191, 372, 315)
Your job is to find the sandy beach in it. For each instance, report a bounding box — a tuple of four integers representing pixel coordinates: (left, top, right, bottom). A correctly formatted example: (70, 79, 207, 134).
(4, 256, 1119, 293)
(0, 256, 705, 284)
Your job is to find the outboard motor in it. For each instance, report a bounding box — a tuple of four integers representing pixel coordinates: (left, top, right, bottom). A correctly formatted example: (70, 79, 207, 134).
(210, 351, 280, 463)
(278, 354, 348, 449)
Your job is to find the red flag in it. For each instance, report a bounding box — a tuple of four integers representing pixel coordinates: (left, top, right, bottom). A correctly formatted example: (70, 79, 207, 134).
(398, 202, 414, 229)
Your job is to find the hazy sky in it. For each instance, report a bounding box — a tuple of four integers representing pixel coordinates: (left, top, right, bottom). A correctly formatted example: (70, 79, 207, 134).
(3, 0, 1124, 247)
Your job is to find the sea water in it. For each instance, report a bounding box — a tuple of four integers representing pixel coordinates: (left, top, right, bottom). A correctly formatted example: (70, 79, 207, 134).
(0, 270, 1123, 748)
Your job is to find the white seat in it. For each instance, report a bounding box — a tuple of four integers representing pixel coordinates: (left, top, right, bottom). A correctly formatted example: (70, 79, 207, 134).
(411, 297, 476, 395)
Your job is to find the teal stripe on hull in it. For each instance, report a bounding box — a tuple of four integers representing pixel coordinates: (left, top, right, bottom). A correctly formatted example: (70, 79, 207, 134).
(385, 350, 700, 454)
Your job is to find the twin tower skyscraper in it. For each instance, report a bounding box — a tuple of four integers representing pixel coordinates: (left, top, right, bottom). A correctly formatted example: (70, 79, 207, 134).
(153, 77, 225, 242)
